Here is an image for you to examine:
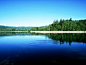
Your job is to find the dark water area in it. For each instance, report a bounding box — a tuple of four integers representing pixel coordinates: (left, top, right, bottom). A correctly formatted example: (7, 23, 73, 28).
(0, 32, 86, 65)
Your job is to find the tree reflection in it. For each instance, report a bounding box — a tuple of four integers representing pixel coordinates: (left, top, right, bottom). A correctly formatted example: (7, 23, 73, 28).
(0, 32, 86, 45)
(30, 33, 86, 45)
(46, 33, 86, 45)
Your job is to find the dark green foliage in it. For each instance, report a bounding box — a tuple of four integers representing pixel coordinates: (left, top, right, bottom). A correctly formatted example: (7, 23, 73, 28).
(30, 18, 86, 31)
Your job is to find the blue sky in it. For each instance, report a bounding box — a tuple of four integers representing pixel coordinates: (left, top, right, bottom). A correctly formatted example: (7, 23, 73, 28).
(0, 0, 86, 27)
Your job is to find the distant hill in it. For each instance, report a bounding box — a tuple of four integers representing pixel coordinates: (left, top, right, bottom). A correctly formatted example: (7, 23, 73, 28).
(12, 26, 33, 29)
(0, 25, 33, 29)
(0, 25, 11, 28)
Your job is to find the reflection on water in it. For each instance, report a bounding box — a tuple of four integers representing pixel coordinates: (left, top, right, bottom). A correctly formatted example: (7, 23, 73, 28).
(0, 32, 86, 65)
(30, 33, 86, 45)
(47, 33, 86, 45)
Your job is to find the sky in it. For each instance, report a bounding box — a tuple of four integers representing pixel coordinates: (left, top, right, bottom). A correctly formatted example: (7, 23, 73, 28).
(0, 0, 86, 27)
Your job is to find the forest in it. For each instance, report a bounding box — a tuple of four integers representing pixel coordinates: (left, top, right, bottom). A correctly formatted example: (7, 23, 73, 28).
(0, 18, 86, 31)
(29, 18, 86, 31)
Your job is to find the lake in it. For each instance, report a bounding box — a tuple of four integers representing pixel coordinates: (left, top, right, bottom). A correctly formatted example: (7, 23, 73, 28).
(0, 32, 86, 65)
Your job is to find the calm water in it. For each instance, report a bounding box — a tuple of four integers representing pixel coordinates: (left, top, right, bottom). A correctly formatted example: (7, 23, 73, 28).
(0, 33, 86, 65)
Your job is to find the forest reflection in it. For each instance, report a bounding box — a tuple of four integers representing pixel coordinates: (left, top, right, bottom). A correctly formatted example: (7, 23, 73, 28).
(47, 33, 86, 45)
(30, 33, 86, 45)
(0, 32, 86, 45)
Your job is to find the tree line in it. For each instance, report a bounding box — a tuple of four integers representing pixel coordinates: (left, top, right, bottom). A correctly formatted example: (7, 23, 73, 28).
(0, 18, 86, 31)
(29, 18, 86, 31)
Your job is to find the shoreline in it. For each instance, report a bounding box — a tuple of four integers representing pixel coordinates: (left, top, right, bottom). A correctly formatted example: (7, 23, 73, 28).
(0, 31, 86, 33)
(30, 31, 86, 33)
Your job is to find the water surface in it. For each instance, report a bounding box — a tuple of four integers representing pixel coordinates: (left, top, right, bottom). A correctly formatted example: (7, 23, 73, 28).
(0, 33, 86, 65)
